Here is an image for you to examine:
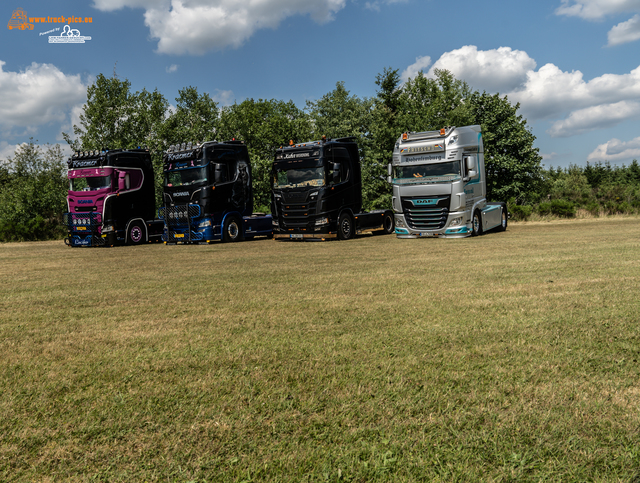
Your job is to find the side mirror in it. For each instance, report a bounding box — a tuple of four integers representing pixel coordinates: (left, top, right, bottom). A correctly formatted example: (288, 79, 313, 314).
(214, 164, 225, 184)
(117, 171, 126, 191)
(465, 156, 476, 171)
(333, 163, 341, 184)
(387, 164, 392, 184)
(468, 170, 477, 178)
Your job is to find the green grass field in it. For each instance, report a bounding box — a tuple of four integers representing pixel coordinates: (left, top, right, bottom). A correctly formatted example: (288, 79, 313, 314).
(1, 217, 640, 482)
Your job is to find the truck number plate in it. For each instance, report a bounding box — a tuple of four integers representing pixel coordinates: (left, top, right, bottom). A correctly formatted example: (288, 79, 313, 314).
(77, 227, 86, 231)
(174, 233, 184, 238)
(290, 234, 303, 239)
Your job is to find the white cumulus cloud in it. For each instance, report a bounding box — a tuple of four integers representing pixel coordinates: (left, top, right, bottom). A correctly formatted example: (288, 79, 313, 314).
(509, 64, 640, 124)
(0, 61, 87, 133)
(548, 101, 640, 137)
(212, 89, 234, 106)
(607, 14, 640, 45)
(401, 47, 535, 93)
(588, 136, 640, 162)
(400, 46, 640, 139)
(400, 56, 431, 82)
(428, 46, 536, 93)
(93, 0, 347, 55)
(365, 0, 407, 12)
(0, 141, 21, 162)
(92, 0, 170, 11)
(555, 0, 640, 20)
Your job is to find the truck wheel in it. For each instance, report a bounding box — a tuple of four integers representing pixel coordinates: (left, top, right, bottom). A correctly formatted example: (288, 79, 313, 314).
(128, 222, 145, 245)
(382, 213, 395, 234)
(499, 205, 508, 231)
(338, 213, 354, 240)
(472, 210, 483, 237)
(223, 216, 243, 242)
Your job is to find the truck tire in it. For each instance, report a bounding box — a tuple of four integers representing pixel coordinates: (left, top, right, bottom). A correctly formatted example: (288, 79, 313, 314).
(382, 212, 395, 234)
(338, 213, 354, 240)
(472, 210, 483, 237)
(223, 216, 243, 242)
(128, 221, 145, 245)
(499, 204, 508, 231)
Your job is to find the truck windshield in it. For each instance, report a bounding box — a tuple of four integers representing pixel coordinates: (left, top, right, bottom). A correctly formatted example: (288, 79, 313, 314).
(394, 161, 461, 184)
(165, 167, 207, 187)
(274, 167, 325, 188)
(70, 175, 111, 191)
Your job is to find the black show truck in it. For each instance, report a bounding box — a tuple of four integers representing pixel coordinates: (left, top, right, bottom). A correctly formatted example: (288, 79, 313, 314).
(271, 137, 394, 240)
(161, 140, 272, 243)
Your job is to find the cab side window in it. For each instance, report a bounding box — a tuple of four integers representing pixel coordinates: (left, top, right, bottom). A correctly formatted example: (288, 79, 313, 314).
(115, 156, 144, 191)
(210, 149, 236, 183)
(217, 150, 236, 182)
(331, 148, 350, 184)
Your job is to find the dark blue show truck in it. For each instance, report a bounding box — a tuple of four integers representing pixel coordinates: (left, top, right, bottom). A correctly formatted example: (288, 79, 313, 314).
(160, 140, 272, 243)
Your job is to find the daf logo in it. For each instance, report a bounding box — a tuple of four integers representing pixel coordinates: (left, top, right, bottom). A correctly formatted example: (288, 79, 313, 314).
(413, 198, 438, 206)
(174, 191, 189, 197)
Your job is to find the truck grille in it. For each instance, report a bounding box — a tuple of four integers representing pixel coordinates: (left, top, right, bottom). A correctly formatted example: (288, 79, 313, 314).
(159, 204, 202, 242)
(274, 193, 316, 229)
(159, 204, 200, 228)
(401, 196, 450, 230)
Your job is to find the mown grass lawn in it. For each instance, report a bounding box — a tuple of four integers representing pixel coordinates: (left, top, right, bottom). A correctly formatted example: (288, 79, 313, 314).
(1, 217, 639, 482)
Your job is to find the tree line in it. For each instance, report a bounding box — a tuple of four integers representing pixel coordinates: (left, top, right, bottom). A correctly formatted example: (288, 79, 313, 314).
(1, 67, 610, 242)
(510, 161, 640, 220)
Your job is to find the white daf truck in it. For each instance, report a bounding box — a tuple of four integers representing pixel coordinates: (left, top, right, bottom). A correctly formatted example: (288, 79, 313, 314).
(388, 125, 507, 238)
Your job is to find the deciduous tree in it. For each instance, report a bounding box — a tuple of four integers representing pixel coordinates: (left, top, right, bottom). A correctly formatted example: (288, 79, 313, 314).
(218, 98, 311, 209)
(0, 140, 67, 241)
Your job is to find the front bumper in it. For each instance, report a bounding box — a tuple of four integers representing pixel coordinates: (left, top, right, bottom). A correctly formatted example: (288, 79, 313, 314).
(274, 232, 337, 240)
(63, 212, 105, 247)
(394, 213, 471, 238)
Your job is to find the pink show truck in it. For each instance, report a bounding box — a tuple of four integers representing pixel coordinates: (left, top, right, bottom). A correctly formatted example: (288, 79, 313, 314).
(63, 148, 163, 247)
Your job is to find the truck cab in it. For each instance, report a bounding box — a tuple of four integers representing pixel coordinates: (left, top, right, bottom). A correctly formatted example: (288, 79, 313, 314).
(161, 140, 272, 243)
(272, 137, 394, 240)
(390, 125, 507, 238)
(64, 149, 163, 246)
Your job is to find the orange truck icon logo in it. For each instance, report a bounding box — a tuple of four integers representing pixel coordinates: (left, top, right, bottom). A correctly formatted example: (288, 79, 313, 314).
(7, 8, 33, 30)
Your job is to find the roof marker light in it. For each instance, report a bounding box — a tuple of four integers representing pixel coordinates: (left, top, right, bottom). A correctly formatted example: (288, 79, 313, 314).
(402, 133, 408, 141)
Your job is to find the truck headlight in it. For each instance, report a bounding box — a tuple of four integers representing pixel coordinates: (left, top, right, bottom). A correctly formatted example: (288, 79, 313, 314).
(315, 217, 329, 226)
(395, 217, 405, 228)
(449, 216, 463, 227)
(198, 220, 211, 228)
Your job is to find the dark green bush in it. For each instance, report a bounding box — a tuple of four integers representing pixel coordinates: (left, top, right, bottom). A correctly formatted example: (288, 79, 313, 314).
(584, 201, 600, 216)
(538, 199, 575, 218)
(509, 204, 533, 221)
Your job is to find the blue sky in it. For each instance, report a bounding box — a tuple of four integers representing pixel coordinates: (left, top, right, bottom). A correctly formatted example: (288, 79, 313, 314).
(2, 0, 640, 169)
